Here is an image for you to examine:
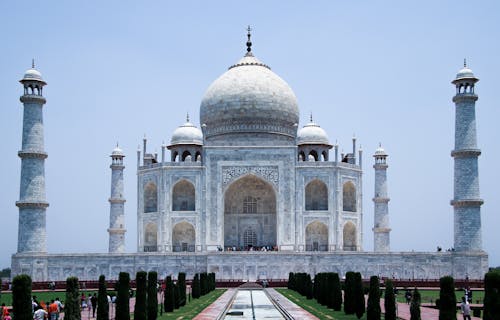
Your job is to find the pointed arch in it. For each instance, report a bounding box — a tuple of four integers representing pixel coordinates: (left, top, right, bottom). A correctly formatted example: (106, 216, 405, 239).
(172, 180, 195, 211)
(342, 181, 356, 212)
(181, 150, 191, 162)
(144, 223, 158, 252)
(224, 174, 276, 248)
(144, 182, 158, 213)
(305, 221, 328, 251)
(343, 222, 357, 251)
(298, 151, 306, 162)
(172, 221, 195, 252)
(308, 150, 318, 161)
(305, 179, 328, 210)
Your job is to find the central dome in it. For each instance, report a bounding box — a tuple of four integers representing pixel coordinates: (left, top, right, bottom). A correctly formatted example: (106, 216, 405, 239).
(200, 50, 300, 145)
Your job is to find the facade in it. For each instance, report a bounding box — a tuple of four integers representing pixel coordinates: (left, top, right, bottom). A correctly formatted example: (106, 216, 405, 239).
(11, 34, 488, 281)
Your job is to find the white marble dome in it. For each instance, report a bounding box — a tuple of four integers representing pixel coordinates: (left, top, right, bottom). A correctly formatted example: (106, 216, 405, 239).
(111, 145, 124, 157)
(22, 68, 45, 83)
(455, 66, 475, 80)
(200, 53, 300, 142)
(170, 119, 203, 146)
(374, 145, 387, 156)
(297, 119, 330, 145)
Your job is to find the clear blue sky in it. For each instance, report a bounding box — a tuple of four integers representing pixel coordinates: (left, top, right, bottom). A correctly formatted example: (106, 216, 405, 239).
(1, 1, 499, 269)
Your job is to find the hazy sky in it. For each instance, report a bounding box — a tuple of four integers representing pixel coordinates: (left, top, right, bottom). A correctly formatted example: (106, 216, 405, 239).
(1, 1, 499, 270)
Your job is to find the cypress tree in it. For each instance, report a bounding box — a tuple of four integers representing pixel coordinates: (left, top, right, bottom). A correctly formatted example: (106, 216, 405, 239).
(173, 283, 180, 309)
(288, 272, 295, 291)
(12, 274, 32, 320)
(344, 271, 356, 314)
(116, 272, 131, 320)
(354, 272, 365, 319)
(192, 274, 201, 299)
(332, 273, 343, 311)
(306, 274, 313, 299)
(164, 276, 175, 312)
(97, 275, 109, 320)
(367, 276, 381, 320)
(200, 272, 208, 296)
(438, 276, 456, 320)
(147, 271, 158, 320)
(178, 272, 187, 307)
(210, 273, 216, 291)
(483, 271, 500, 320)
(134, 271, 147, 320)
(313, 273, 319, 301)
(410, 287, 421, 320)
(64, 277, 81, 320)
(384, 279, 396, 320)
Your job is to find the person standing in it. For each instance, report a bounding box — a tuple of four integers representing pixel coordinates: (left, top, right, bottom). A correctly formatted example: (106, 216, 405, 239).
(48, 300, 58, 320)
(90, 293, 97, 318)
(461, 297, 471, 320)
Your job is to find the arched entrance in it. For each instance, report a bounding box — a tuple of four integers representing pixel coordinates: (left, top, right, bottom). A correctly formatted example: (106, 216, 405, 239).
(144, 223, 157, 252)
(343, 222, 357, 251)
(172, 221, 195, 252)
(224, 175, 276, 250)
(305, 221, 328, 251)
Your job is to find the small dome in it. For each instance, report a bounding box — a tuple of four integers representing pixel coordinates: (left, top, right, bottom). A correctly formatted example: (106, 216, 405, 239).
(374, 144, 387, 157)
(170, 119, 203, 146)
(21, 68, 46, 84)
(455, 67, 475, 80)
(111, 145, 124, 157)
(297, 119, 330, 146)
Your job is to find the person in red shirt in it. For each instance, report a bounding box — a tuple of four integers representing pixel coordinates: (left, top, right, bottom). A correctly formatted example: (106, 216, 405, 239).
(48, 300, 58, 320)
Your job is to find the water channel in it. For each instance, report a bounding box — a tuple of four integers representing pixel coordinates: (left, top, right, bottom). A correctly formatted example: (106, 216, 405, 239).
(224, 290, 286, 319)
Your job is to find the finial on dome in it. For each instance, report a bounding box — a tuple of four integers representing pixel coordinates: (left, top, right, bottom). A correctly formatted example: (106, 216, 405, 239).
(32, 58, 35, 69)
(246, 25, 253, 56)
(116, 142, 119, 147)
(310, 112, 313, 122)
(186, 112, 190, 123)
(464, 58, 467, 68)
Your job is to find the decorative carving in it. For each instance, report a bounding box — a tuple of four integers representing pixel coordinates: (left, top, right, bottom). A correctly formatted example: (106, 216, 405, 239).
(222, 166, 278, 188)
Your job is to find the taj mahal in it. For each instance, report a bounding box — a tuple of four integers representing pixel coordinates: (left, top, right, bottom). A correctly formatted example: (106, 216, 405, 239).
(11, 29, 488, 281)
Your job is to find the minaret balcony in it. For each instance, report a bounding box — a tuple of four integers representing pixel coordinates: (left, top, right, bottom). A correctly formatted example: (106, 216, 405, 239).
(450, 149, 481, 158)
(453, 93, 478, 103)
(16, 200, 49, 208)
(450, 199, 484, 207)
(18, 151, 48, 159)
(20, 95, 46, 104)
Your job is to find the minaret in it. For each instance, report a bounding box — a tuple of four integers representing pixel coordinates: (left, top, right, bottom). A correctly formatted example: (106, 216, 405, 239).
(108, 144, 126, 253)
(451, 61, 483, 251)
(16, 61, 48, 253)
(373, 144, 391, 252)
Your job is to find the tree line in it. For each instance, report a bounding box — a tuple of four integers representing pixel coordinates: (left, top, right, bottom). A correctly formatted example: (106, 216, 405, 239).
(9, 271, 216, 320)
(288, 271, 500, 320)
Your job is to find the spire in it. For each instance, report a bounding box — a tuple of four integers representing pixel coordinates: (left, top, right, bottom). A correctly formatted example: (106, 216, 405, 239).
(186, 112, 190, 123)
(309, 112, 313, 122)
(246, 25, 253, 56)
(32, 58, 35, 69)
(464, 58, 467, 68)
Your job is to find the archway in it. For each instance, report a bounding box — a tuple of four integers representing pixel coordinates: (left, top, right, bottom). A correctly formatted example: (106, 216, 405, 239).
(144, 223, 158, 252)
(305, 221, 328, 251)
(343, 222, 357, 251)
(224, 175, 276, 249)
(172, 221, 195, 252)
(172, 180, 195, 211)
(343, 181, 356, 212)
(144, 182, 157, 213)
(305, 179, 328, 210)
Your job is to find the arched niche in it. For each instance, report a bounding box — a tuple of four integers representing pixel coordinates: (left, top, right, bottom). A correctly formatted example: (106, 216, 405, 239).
(172, 180, 195, 211)
(144, 182, 158, 213)
(172, 221, 195, 252)
(342, 181, 356, 212)
(305, 221, 328, 251)
(343, 222, 357, 251)
(305, 179, 328, 210)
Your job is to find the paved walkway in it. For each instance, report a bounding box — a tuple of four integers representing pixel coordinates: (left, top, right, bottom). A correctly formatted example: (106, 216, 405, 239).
(193, 288, 236, 320)
(266, 288, 319, 320)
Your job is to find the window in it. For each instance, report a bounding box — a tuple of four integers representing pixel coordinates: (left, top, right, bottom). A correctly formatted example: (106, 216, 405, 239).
(243, 196, 257, 213)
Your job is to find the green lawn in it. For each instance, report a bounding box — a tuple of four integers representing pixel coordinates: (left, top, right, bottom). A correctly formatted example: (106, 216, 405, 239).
(155, 289, 225, 320)
(276, 288, 370, 320)
(395, 289, 485, 305)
